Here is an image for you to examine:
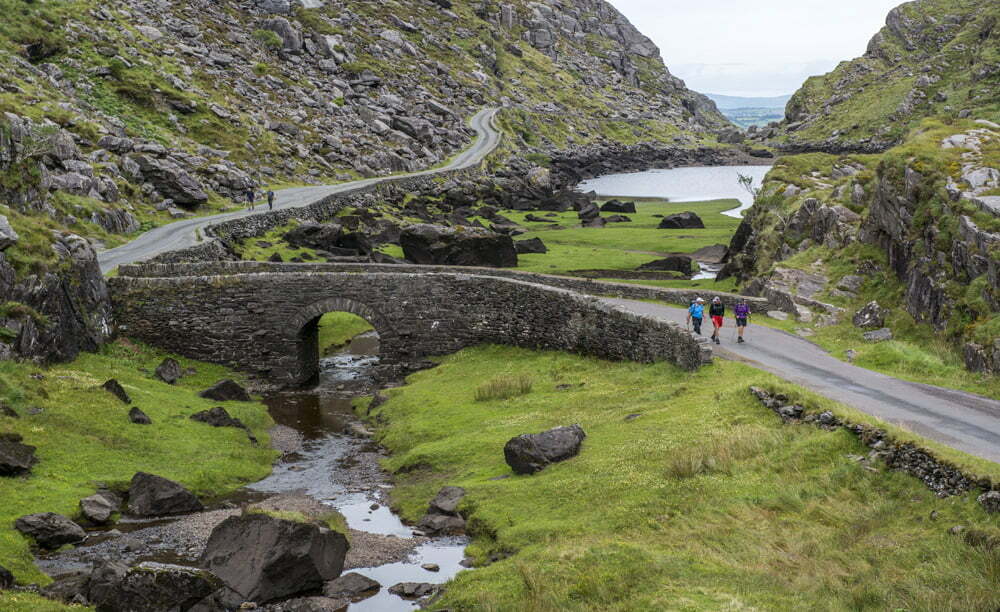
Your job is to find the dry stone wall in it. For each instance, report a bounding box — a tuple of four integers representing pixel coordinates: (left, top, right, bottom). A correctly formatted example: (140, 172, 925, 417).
(110, 268, 709, 387)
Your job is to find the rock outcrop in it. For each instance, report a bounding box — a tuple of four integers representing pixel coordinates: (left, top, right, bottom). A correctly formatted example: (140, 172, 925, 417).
(400, 224, 517, 268)
(127, 472, 204, 517)
(504, 424, 587, 475)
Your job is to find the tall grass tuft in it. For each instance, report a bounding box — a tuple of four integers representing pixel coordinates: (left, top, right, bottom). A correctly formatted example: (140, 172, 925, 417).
(664, 425, 788, 479)
(474, 375, 533, 402)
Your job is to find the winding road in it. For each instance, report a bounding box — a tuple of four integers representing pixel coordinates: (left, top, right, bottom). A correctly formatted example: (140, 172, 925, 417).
(605, 298, 1000, 463)
(97, 106, 1000, 465)
(97, 108, 502, 274)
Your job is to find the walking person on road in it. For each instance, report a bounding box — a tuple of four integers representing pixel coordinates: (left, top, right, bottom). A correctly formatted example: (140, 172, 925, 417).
(246, 187, 256, 211)
(734, 297, 751, 344)
(687, 297, 705, 335)
(709, 296, 725, 345)
(267, 189, 275, 211)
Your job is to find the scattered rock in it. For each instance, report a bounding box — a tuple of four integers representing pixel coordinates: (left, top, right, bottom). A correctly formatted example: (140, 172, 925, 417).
(417, 486, 466, 535)
(0, 432, 37, 476)
(503, 424, 587, 475)
(428, 485, 465, 515)
(978, 490, 1000, 513)
(863, 328, 893, 343)
(191, 406, 246, 429)
(514, 237, 548, 254)
(127, 472, 204, 517)
(154, 358, 182, 384)
(265, 596, 351, 612)
(421, 563, 440, 572)
(658, 212, 704, 229)
(852, 301, 887, 329)
(88, 560, 223, 612)
(599, 200, 636, 213)
(14, 512, 86, 549)
(199, 379, 251, 402)
(400, 223, 516, 267)
(101, 379, 131, 404)
(388, 582, 435, 599)
(637, 255, 693, 275)
(0, 215, 19, 251)
(201, 512, 349, 603)
(79, 492, 118, 524)
(323, 572, 380, 600)
(0, 564, 13, 589)
(128, 407, 152, 425)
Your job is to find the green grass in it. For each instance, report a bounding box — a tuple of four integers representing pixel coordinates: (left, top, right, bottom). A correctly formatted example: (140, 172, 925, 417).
(317, 311, 374, 356)
(0, 339, 276, 587)
(364, 345, 1000, 611)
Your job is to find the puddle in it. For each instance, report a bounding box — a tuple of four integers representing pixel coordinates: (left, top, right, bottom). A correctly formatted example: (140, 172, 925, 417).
(37, 329, 470, 610)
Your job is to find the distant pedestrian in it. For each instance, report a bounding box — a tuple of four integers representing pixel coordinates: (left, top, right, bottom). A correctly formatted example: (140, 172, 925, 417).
(734, 297, 751, 344)
(687, 297, 705, 335)
(246, 188, 256, 211)
(267, 189, 275, 211)
(709, 296, 725, 345)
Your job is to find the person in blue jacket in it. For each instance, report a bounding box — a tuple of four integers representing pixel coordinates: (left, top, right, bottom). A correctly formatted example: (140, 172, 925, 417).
(687, 297, 705, 335)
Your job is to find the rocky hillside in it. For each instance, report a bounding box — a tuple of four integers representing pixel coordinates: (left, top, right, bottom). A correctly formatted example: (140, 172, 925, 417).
(753, 0, 999, 153)
(0, 0, 730, 362)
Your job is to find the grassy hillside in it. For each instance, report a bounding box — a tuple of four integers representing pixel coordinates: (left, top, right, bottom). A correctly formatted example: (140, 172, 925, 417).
(366, 345, 1000, 611)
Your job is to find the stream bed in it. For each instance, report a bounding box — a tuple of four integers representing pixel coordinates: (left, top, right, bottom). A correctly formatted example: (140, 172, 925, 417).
(37, 331, 469, 610)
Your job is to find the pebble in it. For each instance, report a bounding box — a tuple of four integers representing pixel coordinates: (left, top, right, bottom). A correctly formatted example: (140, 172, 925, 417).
(369, 503, 380, 511)
(421, 563, 440, 572)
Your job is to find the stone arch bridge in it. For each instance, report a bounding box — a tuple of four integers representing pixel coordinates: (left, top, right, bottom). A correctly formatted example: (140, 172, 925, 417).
(109, 262, 714, 386)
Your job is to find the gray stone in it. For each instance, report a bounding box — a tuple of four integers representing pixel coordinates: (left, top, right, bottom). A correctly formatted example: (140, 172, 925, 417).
(261, 17, 303, 53)
(155, 358, 182, 384)
(88, 561, 223, 612)
(128, 406, 152, 425)
(0, 215, 19, 251)
(323, 572, 380, 599)
(658, 212, 705, 229)
(0, 433, 36, 477)
(637, 256, 693, 275)
(388, 582, 435, 599)
(599, 200, 636, 213)
(256, 0, 291, 13)
(429, 486, 465, 515)
(14, 512, 86, 549)
(101, 379, 131, 404)
(863, 328, 893, 343)
(978, 490, 1000, 513)
(80, 493, 116, 523)
(504, 424, 586, 475)
(127, 472, 204, 517)
(400, 224, 517, 267)
(199, 379, 251, 402)
(853, 301, 887, 329)
(515, 237, 547, 254)
(132, 155, 208, 207)
(201, 513, 349, 603)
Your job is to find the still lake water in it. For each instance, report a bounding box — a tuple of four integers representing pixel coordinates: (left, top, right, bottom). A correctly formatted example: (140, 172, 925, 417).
(578, 165, 772, 218)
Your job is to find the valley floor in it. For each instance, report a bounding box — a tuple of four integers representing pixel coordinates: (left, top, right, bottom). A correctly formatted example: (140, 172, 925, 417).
(366, 345, 1000, 611)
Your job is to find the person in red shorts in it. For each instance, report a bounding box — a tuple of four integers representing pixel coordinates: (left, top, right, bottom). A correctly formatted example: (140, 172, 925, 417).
(709, 296, 725, 345)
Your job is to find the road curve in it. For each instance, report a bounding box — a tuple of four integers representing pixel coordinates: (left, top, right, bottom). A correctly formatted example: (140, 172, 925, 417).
(98, 108, 502, 274)
(604, 297, 1000, 463)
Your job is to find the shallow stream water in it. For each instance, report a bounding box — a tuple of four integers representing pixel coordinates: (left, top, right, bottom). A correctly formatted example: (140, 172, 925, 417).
(38, 331, 469, 610)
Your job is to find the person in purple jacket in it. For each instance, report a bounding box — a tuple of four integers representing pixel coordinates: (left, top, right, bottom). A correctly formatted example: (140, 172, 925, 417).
(734, 298, 751, 343)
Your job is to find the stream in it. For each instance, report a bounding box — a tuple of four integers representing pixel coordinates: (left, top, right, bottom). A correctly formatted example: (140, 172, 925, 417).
(37, 331, 469, 610)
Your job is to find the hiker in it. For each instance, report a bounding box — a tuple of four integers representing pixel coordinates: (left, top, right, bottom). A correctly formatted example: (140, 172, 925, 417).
(734, 297, 751, 344)
(246, 188, 256, 211)
(709, 296, 725, 345)
(267, 189, 275, 211)
(687, 297, 705, 335)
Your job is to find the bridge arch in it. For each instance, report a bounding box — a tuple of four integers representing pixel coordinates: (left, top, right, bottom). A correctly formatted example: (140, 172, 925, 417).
(289, 296, 392, 384)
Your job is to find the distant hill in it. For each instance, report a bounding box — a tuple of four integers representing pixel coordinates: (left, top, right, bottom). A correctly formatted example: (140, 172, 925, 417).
(704, 93, 792, 110)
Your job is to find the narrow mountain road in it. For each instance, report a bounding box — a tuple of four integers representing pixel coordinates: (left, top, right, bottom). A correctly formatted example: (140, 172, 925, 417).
(604, 298, 1000, 463)
(97, 108, 502, 274)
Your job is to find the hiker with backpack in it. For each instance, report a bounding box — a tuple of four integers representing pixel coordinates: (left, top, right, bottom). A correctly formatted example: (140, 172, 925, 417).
(709, 296, 725, 345)
(267, 189, 275, 211)
(734, 297, 751, 344)
(246, 187, 256, 211)
(687, 297, 705, 335)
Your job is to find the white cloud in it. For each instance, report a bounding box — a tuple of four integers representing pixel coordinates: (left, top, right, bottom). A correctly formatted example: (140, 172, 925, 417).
(609, 0, 903, 96)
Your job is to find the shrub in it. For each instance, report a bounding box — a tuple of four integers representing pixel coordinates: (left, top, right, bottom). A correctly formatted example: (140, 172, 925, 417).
(475, 375, 533, 402)
(252, 29, 283, 50)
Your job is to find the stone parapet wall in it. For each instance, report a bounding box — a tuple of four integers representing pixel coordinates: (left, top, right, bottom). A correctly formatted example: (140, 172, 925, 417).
(109, 270, 709, 387)
(117, 261, 780, 313)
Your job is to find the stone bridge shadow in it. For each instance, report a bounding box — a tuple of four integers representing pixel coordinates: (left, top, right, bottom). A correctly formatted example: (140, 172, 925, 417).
(110, 263, 711, 387)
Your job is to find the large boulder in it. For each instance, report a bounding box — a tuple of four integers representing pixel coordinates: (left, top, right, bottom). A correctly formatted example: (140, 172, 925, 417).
(400, 224, 517, 268)
(201, 513, 349, 603)
(14, 512, 86, 549)
(0, 432, 37, 476)
(283, 223, 343, 251)
(199, 379, 251, 402)
(600, 200, 637, 213)
(504, 425, 587, 475)
(658, 212, 705, 229)
(79, 492, 118, 524)
(127, 472, 204, 517)
(132, 155, 208, 207)
(0, 215, 19, 251)
(863, 328, 893, 343)
(852, 301, 887, 329)
(577, 201, 601, 222)
(88, 560, 224, 612)
(261, 17, 304, 53)
(637, 255, 693, 275)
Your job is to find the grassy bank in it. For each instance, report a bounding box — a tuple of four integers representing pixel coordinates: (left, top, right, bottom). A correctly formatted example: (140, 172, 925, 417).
(365, 345, 1000, 611)
(0, 339, 276, 589)
(317, 312, 374, 355)
(508, 198, 740, 277)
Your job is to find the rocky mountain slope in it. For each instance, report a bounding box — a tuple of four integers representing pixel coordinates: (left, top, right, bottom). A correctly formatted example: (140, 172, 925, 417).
(0, 0, 730, 363)
(722, 0, 1000, 373)
(754, 0, 999, 153)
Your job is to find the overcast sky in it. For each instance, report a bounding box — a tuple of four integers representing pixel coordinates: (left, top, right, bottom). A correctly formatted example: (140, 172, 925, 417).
(610, 0, 904, 97)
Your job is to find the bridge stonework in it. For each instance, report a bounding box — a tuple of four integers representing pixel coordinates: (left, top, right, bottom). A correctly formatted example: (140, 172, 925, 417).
(109, 265, 710, 387)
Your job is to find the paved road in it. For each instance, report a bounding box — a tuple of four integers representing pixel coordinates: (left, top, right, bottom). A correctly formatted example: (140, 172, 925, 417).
(605, 298, 1000, 463)
(98, 108, 502, 274)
